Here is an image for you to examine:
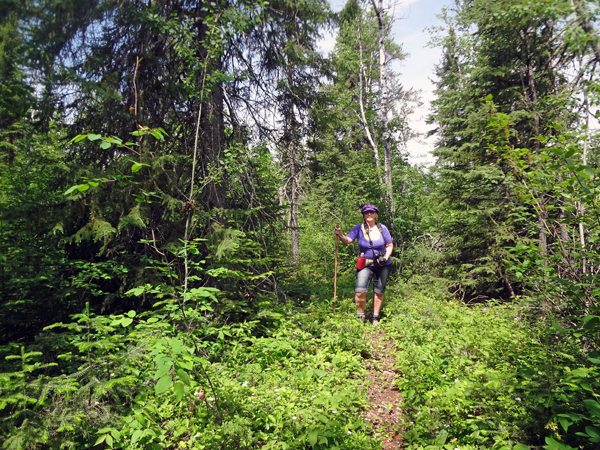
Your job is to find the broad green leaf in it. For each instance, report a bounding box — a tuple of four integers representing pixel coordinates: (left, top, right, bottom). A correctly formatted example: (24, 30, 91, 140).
(178, 358, 193, 370)
(77, 184, 90, 192)
(88, 181, 99, 187)
(100, 141, 111, 149)
(586, 426, 600, 438)
(176, 368, 189, 382)
(313, 369, 327, 378)
(544, 437, 563, 450)
(126, 287, 144, 296)
(513, 444, 530, 450)
(155, 362, 172, 379)
(88, 134, 102, 141)
(131, 429, 143, 444)
(173, 382, 185, 402)
(131, 162, 142, 173)
(121, 318, 133, 327)
(435, 429, 448, 446)
(308, 430, 319, 446)
(150, 130, 163, 140)
(557, 416, 571, 433)
(64, 185, 79, 195)
(584, 399, 600, 415)
(69, 134, 88, 143)
(126, 310, 136, 318)
(106, 435, 113, 447)
(582, 166, 596, 178)
(155, 375, 173, 395)
(94, 435, 107, 446)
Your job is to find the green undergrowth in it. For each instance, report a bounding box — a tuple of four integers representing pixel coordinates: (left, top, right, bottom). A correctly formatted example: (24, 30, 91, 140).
(382, 283, 598, 450)
(0, 291, 382, 450)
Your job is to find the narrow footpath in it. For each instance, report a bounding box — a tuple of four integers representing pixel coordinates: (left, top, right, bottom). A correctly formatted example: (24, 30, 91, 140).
(362, 329, 405, 449)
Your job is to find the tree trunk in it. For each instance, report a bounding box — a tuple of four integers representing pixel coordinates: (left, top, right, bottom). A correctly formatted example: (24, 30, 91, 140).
(357, 17, 384, 188)
(288, 125, 300, 264)
(575, 0, 600, 61)
(371, 0, 393, 210)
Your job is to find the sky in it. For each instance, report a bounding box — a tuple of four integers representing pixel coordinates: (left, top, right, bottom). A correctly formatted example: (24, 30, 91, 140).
(319, 0, 453, 166)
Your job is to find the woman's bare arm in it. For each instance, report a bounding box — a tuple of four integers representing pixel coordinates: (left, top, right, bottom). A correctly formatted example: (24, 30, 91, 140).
(334, 225, 353, 245)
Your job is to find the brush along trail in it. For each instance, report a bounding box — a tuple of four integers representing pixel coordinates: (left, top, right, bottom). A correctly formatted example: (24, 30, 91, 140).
(362, 327, 405, 449)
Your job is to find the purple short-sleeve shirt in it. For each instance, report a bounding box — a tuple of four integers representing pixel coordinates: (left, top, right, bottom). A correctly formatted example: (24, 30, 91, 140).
(346, 223, 393, 267)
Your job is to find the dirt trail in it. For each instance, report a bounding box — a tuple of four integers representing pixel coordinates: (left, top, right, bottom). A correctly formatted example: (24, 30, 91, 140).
(362, 329, 405, 449)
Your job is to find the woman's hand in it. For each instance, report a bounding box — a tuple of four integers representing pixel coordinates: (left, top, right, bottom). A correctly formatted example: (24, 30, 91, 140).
(335, 225, 352, 244)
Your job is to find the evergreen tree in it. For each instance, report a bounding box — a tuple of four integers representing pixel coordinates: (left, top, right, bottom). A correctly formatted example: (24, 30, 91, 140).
(428, 0, 585, 298)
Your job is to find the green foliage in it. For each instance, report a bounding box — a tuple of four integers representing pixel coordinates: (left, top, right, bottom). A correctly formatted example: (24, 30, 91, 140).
(425, 0, 597, 299)
(487, 103, 600, 449)
(383, 285, 598, 449)
(0, 288, 382, 449)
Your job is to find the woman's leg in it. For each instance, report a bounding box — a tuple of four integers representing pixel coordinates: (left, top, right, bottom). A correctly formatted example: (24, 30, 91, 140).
(372, 265, 392, 317)
(355, 292, 367, 314)
(373, 292, 384, 315)
(355, 267, 374, 318)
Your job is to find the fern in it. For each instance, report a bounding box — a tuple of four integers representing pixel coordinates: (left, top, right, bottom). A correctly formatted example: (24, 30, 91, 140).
(210, 223, 246, 260)
(118, 205, 147, 231)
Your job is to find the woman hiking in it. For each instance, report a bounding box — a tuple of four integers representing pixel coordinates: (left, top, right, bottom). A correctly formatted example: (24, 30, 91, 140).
(334, 204, 393, 326)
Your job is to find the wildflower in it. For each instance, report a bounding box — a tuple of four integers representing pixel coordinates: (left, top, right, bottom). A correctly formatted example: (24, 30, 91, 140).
(242, 381, 248, 387)
(292, 417, 297, 420)
(555, 433, 562, 440)
(194, 434, 199, 439)
(311, 395, 316, 398)
(450, 438, 458, 444)
(208, 397, 214, 402)
(110, 373, 115, 377)
(515, 397, 521, 401)
(545, 422, 558, 431)
(275, 389, 279, 392)
(332, 410, 337, 414)
(347, 431, 352, 435)
(441, 374, 446, 378)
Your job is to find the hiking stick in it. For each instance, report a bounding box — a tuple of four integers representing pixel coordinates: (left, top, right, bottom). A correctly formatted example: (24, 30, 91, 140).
(334, 223, 339, 314)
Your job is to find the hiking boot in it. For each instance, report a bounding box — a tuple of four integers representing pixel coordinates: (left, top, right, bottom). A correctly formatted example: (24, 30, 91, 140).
(357, 313, 366, 323)
(372, 315, 380, 327)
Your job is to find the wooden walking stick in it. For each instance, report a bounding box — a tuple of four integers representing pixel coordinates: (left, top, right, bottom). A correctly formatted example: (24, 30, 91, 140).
(334, 223, 339, 314)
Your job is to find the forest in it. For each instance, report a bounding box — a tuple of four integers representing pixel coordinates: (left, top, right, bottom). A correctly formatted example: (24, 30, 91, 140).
(1, 0, 600, 448)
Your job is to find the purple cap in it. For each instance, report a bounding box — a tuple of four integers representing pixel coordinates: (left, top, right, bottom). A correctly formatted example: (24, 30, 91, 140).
(361, 204, 379, 214)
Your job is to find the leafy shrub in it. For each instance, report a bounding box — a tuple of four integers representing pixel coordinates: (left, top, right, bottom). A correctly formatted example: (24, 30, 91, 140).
(383, 286, 593, 450)
(0, 294, 382, 450)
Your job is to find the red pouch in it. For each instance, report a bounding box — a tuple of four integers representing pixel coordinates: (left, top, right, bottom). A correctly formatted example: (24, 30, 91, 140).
(356, 255, 366, 270)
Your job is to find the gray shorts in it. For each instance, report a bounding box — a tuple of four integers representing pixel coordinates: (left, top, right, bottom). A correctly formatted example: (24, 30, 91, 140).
(355, 265, 392, 294)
